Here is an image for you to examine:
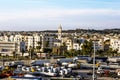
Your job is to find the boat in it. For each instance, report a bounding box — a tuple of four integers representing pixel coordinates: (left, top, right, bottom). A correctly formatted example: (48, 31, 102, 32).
(11, 75, 42, 80)
(31, 60, 50, 66)
(68, 63, 77, 69)
(74, 56, 92, 62)
(108, 57, 120, 62)
(100, 62, 120, 69)
(80, 63, 98, 69)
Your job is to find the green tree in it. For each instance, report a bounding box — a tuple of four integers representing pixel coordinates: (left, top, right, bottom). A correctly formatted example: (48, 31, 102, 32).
(64, 49, 81, 58)
(111, 49, 118, 56)
(36, 46, 41, 52)
(62, 42, 66, 46)
(28, 46, 34, 59)
(43, 48, 52, 53)
(96, 49, 104, 57)
(76, 50, 82, 56)
(12, 51, 16, 60)
(45, 41, 49, 47)
(64, 51, 72, 58)
(81, 40, 93, 56)
(106, 48, 118, 57)
(36, 41, 42, 52)
(68, 49, 76, 57)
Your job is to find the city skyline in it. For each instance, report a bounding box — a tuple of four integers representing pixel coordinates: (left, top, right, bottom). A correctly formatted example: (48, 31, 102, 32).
(0, 0, 120, 31)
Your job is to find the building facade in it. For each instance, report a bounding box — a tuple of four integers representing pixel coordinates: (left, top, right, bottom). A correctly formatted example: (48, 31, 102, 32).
(0, 41, 19, 56)
(110, 38, 120, 53)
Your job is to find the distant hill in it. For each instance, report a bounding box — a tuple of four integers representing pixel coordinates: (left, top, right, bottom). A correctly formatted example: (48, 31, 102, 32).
(42, 28, 120, 34)
(0, 28, 120, 34)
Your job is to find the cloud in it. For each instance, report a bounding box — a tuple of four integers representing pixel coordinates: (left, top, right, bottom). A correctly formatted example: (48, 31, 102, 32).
(0, 8, 120, 22)
(0, 8, 120, 30)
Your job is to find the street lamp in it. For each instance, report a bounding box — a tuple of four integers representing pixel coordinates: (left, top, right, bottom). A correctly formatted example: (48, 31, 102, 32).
(29, 46, 32, 66)
(93, 41, 96, 80)
(1, 53, 4, 66)
(92, 36, 97, 80)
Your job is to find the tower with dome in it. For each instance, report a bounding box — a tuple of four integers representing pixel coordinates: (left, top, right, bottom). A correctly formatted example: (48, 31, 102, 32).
(58, 25, 62, 40)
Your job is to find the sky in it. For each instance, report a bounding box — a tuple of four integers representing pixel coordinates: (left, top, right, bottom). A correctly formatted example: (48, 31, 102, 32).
(0, 0, 120, 31)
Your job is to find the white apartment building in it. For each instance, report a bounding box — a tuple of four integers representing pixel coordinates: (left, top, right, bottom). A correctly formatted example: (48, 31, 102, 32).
(66, 38, 73, 50)
(9, 35, 14, 42)
(98, 38, 104, 50)
(27, 34, 41, 50)
(0, 41, 19, 56)
(91, 35, 104, 51)
(54, 40, 61, 47)
(14, 34, 22, 42)
(93, 41, 100, 51)
(0, 35, 9, 42)
(41, 33, 55, 49)
(73, 43, 80, 50)
(104, 36, 110, 42)
(110, 38, 120, 53)
(0, 34, 24, 55)
(26, 33, 55, 52)
(0, 34, 22, 42)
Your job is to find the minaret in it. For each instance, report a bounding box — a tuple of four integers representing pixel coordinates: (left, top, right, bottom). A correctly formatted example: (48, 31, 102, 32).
(58, 25, 62, 40)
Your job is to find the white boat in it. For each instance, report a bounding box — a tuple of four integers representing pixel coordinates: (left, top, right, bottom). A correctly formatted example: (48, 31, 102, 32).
(11, 74, 42, 80)
(62, 62, 68, 66)
(80, 63, 97, 69)
(57, 58, 73, 63)
(28, 66, 57, 77)
(24, 74, 36, 77)
(74, 56, 92, 62)
(116, 69, 120, 76)
(41, 71, 57, 77)
(109, 63, 120, 69)
(29, 71, 57, 77)
(68, 63, 77, 68)
(100, 63, 120, 69)
(108, 57, 120, 62)
(31, 60, 50, 66)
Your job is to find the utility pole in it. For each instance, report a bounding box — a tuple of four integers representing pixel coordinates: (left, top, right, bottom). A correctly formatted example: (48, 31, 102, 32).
(2, 54, 4, 66)
(92, 35, 97, 80)
(93, 41, 96, 80)
(29, 46, 32, 66)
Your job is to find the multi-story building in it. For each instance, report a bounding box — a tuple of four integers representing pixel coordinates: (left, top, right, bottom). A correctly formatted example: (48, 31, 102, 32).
(98, 38, 104, 50)
(73, 43, 80, 50)
(110, 37, 120, 53)
(66, 38, 73, 50)
(14, 34, 22, 42)
(54, 40, 61, 47)
(0, 41, 19, 56)
(41, 33, 55, 49)
(27, 34, 41, 50)
(90, 35, 105, 51)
